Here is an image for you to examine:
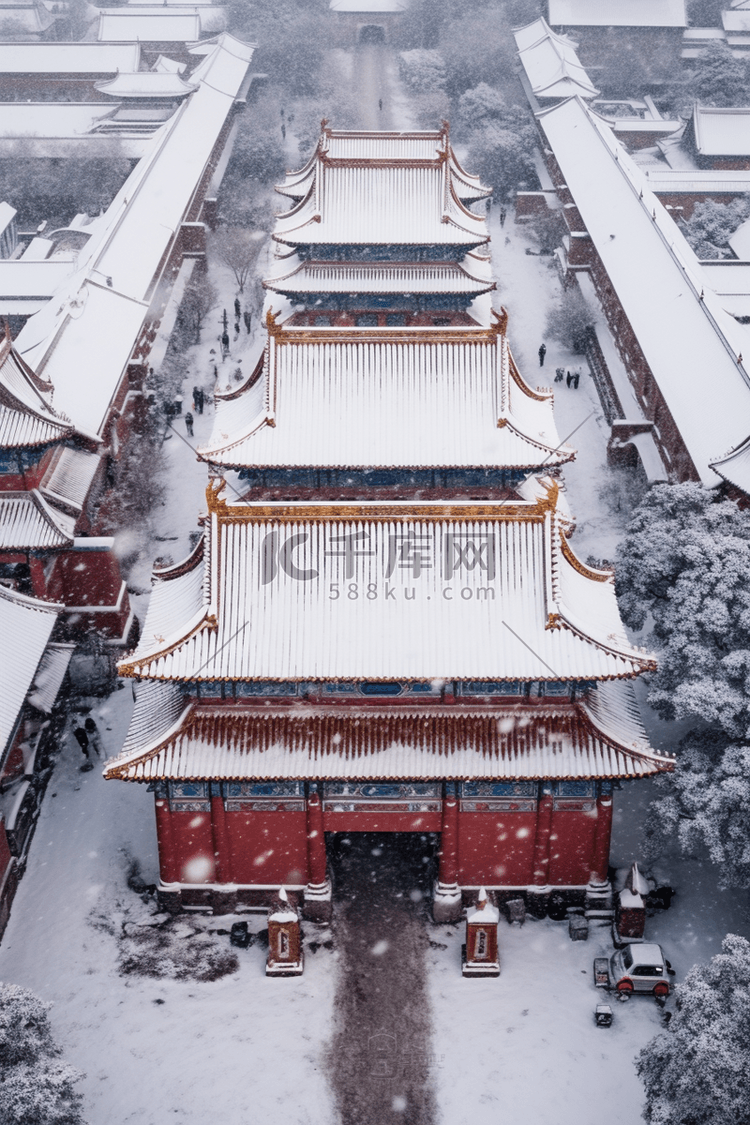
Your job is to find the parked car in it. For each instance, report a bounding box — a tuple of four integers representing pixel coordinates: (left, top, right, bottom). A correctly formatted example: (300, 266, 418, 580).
(594, 943, 675, 998)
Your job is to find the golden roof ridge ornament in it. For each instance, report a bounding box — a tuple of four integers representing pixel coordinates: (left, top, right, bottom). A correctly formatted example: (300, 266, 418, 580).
(206, 477, 229, 515)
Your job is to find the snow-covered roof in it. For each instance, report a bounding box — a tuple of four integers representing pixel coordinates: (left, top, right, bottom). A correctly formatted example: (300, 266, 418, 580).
(39, 446, 102, 515)
(0, 261, 79, 308)
(722, 9, 750, 31)
(710, 433, 750, 496)
(639, 168, 750, 193)
(198, 320, 572, 472)
(0, 490, 75, 549)
(13, 34, 255, 440)
(514, 17, 599, 100)
(0, 583, 61, 758)
(274, 164, 488, 249)
(547, 0, 686, 27)
(264, 256, 495, 298)
(118, 486, 654, 684)
(692, 105, 750, 157)
(0, 332, 73, 449)
(104, 680, 670, 782)
(537, 96, 750, 485)
(0, 41, 141, 75)
(728, 217, 750, 260)
(330, 0, 408, 11)
(0, 103, 119, 141)
(97, 6, 225, 41)
(94, 72, 196, 98)
(26, 641, 75, 714)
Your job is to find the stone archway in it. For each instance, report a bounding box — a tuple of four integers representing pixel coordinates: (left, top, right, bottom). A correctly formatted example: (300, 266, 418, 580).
(359, 23, 386, 44)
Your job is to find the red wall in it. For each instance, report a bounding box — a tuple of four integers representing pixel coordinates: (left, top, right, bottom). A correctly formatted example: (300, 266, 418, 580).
(458, 812, 537, 886)
(226, 810, 308, 886)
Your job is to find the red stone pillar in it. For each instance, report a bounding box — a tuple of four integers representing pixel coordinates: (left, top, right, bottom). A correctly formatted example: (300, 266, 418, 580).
(587, 784, 614, 911)
(303, 783, 331, 922)
(154, 791, 182, 913)
(433, 782, 462, 922)
(210, 785, 232, 884)
(528, 785, 554, 917)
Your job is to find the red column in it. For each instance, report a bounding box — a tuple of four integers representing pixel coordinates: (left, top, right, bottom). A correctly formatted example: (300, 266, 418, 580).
(154, 796, 178, 884)
(590, 791, 613, 885)
(210, 787, 232, 884)
(438, 786, 459, 887)
(306, 787, 327, 888)
(531, 790, 554, 886)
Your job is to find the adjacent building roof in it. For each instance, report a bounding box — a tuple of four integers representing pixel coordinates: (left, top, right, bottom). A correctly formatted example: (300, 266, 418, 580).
(547, 0, 687, 27)
(0, 331, 73, 450)
(39, 446, 102, 515)
(0, 42, 141, 75)
(26, 642, 75, 714)
(14, 33, 255, 441)
(537, 96, 750, 485)
(692, 104, 750, 157)
(515, 17, 599, 100)
(118, 486, 655, 684)
(0, 584, 61, 758)
(94, 72, 196, 98)
(264, 256, 495, 299)
(97, 6, 226, 42)
(640, 167, 750, 194)
(104, 680, 671, 783)
(0, 490, 75, 550)
(710, 433, 750, 497)
(198, 319, 572, 472)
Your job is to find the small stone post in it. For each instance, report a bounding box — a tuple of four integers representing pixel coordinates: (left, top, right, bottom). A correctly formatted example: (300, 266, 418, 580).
(462, 887, 500, 978)
(266, 888, 304, 977)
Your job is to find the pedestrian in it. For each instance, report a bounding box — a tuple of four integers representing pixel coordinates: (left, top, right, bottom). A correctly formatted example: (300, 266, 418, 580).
(538, 342, 547, 367)
(554, 366, 564, 383)
(234, 297, 241, 320)
(196, 387, 204, 414)
(281, 122, 286, 140)
(243, 310, 252, 334)
(213, 364, 218, 379)
(185, 411, 194, 437)
(84, 716, 101, 758)
(73, 724, 92, 770)
(573, 367, 581, 389)
(566, 370, 572, 387)
(499, 206, 507, 227)
(379, 98, 383, 111)
(192, 385, 200, 411)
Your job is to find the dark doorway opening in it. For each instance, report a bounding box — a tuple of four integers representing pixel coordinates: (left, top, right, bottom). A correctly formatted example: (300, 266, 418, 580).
(329, 832, 438, 907)
(359, 23, 386, 44)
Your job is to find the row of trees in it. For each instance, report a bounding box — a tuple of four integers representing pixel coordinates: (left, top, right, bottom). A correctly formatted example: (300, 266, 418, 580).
(617, 485, 750, 1119)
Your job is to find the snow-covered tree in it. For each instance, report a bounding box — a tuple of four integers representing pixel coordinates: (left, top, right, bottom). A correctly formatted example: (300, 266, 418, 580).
(680, 196, 750, 260)
(456, 83, 507, 129)
(616, 482, 750, 740)
(398, 50, 446, 95)
(637, 935, 750, 1125)
(645, 731, 750, 889)
(0, 983, 85, 1125)
(466, 105, 538, 200)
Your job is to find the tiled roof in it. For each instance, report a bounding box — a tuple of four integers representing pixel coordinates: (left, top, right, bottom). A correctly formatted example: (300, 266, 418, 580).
(104, 681, 670, 782)
(0, 335, 72, 450)
(118, 489, 655, 684)
(0, 491, 75, 550)
(0, 584, 61, 756)
(515, 18, 599, 100)
(40, 446, 102, 515)
(199, 322, 571, 471)
(264, 256, 494, 297)
(710, 434, 750, 497)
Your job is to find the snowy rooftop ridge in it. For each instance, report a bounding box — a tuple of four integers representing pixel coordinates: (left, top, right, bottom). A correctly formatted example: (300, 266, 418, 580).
(514, 17, 599, 101)
(104, 680, 670, 783)
(0, 490, 75, 550)
(709, 434, 750, 497)
(537, 95, 750, 485)
(116, 484, 656, 685)
(197, 316, 572, 472)
(691, 104, 750, 157)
